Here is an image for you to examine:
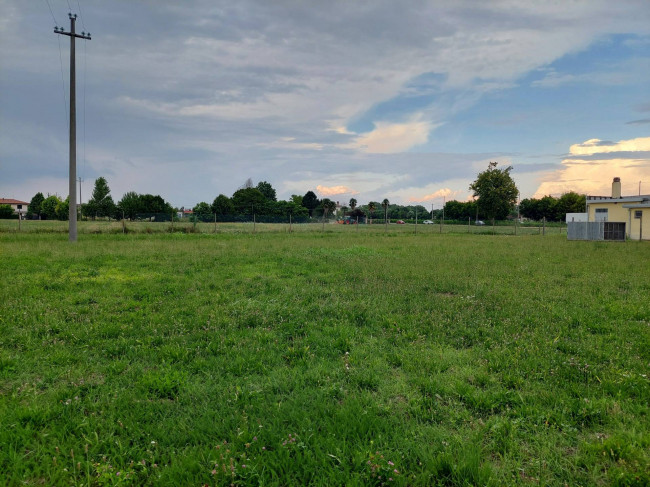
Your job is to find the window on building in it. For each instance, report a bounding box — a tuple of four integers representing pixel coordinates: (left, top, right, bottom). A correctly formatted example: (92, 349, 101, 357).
(635, 210, 642, 219)
(595, 208, 608, 222)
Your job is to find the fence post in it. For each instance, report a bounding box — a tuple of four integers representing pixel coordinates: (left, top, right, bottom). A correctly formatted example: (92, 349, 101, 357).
(543, 217, 546, 236)
(468, 217, 470, 233)
(122, 211, 125, 234)
(289, 213, 292, 233)
(214, 213, 217, 233)
(356, 215, 359, 231)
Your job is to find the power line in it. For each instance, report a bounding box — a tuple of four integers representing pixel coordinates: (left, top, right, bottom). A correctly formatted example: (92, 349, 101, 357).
(76, 0, 86, 32)
(43, 0, 58, 25)
(57, 35, 68, 124)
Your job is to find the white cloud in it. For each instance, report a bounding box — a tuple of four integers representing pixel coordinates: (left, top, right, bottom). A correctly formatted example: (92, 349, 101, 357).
(534, 137, 650, 197)
(346, 116, 436, 154)
(568, 137, 650, 156)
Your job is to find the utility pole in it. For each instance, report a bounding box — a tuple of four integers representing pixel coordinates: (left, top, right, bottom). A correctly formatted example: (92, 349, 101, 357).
(55, 14, 91, 242)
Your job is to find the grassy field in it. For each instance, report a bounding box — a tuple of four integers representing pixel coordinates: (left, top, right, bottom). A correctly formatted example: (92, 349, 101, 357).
(0, 219, 565, 236)
(0, 228, 648, 486)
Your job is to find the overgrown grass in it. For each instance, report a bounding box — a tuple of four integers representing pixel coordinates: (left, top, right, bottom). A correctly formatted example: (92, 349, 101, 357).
(0, 231, 647, 486)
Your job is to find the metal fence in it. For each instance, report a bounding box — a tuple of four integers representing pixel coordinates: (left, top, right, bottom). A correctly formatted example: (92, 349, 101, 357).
(567, 221, 626, 241)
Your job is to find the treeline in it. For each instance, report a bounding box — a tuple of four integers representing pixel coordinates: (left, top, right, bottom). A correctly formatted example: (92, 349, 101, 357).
(440, 192, 586, 222)
(192, 180, 430, 221)
(519, 192, 585, 222)
(19, 174, 586, 224)
(23, 178, 175, 221)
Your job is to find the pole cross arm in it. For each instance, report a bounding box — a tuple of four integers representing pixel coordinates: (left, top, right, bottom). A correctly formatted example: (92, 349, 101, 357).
(54, 27, 91, 40)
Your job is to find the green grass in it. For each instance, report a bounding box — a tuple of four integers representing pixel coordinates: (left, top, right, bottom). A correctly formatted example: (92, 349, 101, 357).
(0, 229, 648, 486)
(1, 219, 565, 236)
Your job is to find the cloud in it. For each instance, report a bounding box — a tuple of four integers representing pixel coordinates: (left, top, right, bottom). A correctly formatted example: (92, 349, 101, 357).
(408, 188, 456, 203)
(347, 116, 436, 154)
(316, 185, 359, 197)
(568, 137, 650, 156)
(626, 119, 650, 125)
(533, 137, 650, 197)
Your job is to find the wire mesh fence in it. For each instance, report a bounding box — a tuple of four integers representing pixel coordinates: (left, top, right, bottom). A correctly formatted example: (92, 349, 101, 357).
(1, 214, 568, 236)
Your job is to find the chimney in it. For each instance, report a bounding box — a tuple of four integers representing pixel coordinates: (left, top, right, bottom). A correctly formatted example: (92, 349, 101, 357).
(612, 177, 621, 198)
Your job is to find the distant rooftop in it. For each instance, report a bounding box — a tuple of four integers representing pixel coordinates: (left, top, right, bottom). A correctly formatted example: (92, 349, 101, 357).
(0, 198, 29, 205)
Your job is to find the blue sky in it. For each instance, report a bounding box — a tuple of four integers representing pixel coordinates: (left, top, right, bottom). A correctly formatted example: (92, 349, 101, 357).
(1, 0, 649, 208)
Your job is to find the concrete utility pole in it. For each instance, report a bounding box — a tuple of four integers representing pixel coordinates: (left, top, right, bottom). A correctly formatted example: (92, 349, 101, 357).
(55, 14, 91, 242)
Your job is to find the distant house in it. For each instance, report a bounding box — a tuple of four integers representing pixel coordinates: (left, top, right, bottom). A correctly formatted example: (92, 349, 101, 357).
(585, 178, 649, 241)
(0, 198, 29, 218)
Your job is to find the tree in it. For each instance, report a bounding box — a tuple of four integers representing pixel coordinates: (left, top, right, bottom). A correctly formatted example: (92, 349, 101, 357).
(469, 162, 518, 225)
(558, 191, 586, 217)
(232, 187, 267, 215)
(86, 177, 116, 219)
(256, 181, 277, 201)
(27, 192, 45, 219)
(321, 198, 336, 219)
(382, 198, 390, 224)
(349, 198, 357, 211)
(302, 191, 320, 217)
(0, 204, 14, 219)
(55, 196, 69, 220)
(41, 195, 61, 220)
(519, 198, 540, 221)
(538, 195, 558, 222)
(193, 202, 212, 220)
(290, 194, 303, 206)
(211, 194, 234, 215)
(116, 191, 141, 220)
(443, 200, 476, 220)
(367, 202, 376, 224)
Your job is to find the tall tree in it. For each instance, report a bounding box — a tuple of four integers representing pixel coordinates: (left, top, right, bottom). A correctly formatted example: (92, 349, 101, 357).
(382, 198, 390, 224)
(86, 177, 116, 219)
(349, 198, 357, 211)
(27, 192, 45, 219)
(256, 181, 277, 201)
(367, 202, 376, 224)
(469, 162, 518, 225)
(321, 198, 336, 218)
(302, 191, 320, 217)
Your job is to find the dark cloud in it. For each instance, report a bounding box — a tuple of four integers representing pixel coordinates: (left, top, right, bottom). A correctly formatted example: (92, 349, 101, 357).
(626, 118, 650, 125)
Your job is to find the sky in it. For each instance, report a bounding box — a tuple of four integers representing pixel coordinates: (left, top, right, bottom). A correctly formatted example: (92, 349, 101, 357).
(1, 0, 649, 209)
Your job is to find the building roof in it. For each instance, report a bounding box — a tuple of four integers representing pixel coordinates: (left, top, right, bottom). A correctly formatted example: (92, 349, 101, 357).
(0, 198, 29, 205)
(622, 202, 650, 209)
(587, 195, 650, 204)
